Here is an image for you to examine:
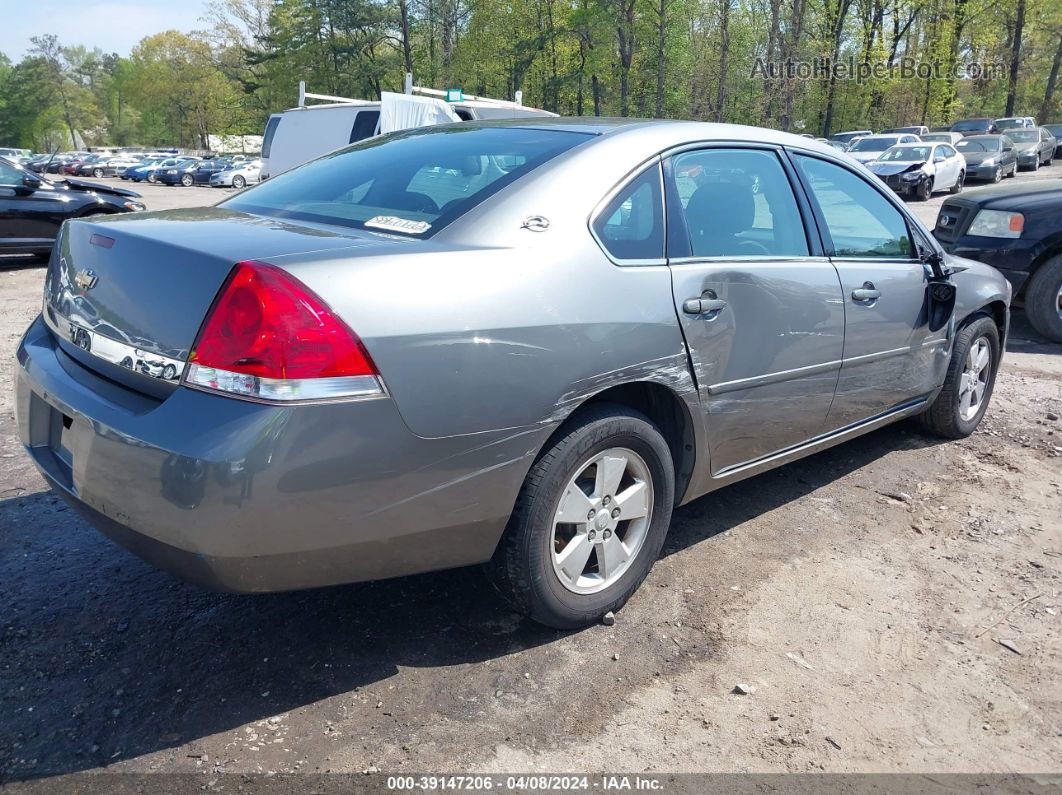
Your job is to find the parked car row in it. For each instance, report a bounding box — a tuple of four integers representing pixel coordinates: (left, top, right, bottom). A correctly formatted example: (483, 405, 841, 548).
(16, 150, 260, 188)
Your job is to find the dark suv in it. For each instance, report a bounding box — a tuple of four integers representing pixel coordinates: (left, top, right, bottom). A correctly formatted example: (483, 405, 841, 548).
(933, 180, 1062, 341)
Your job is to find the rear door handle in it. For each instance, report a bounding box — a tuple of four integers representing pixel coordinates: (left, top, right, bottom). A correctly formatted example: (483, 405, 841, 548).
(682, 297, 727, 315)
(851, 283, 881, 302)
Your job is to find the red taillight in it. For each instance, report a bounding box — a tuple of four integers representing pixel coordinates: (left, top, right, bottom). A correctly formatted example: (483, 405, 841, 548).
(185, 261, 383, 402)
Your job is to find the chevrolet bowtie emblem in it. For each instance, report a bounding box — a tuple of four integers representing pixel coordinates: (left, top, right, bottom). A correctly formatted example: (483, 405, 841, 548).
(74, 268, 98, 290)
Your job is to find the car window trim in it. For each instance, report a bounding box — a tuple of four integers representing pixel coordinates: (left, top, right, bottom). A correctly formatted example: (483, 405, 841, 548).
(785, 148, 929, 263)
(587, 156, 667, 267)
(656, 141, 825, 262)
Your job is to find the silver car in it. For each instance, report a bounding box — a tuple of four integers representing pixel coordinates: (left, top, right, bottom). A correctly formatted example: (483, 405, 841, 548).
(210, 159, 262, 189)
(15, 119, 1010, 628)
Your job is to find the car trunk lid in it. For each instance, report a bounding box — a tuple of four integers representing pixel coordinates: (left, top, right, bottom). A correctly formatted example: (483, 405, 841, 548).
(45, 207, 400, 397)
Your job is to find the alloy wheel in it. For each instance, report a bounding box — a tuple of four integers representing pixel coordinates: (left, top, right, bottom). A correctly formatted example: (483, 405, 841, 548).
(1055, 284, 1062, 322)
(958, 337, 991, 421)
(550, 447, 654, 595)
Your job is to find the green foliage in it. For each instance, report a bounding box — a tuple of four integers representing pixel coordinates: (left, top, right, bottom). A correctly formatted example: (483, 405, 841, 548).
(1, 0, 1060, 149)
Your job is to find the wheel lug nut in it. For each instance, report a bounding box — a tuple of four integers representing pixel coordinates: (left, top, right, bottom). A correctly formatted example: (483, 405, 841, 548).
(603, 530, 612, 539)
(602, 495, 611, 505)
(611, 508, 620, 518)
(588, 530, 596, 540)
(587, 510, 596, 521)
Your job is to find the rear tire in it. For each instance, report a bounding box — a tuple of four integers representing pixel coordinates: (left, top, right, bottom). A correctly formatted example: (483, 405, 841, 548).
(918, 315, 1000, 439)
(486, 404, 675, 629)
(1024, 255, 1062, 343)
(950, 171, 964, 193)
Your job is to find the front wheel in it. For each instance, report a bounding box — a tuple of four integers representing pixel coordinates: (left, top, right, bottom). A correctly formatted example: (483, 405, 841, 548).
(916, 179, 932, 201)
(1024, 255, 1062, 342)
(918, 315, 1000, 438)
(180, 174, 194, 187)
(92, 168, 103, 178)
(991, 166, 1002, 183)
(486, 405, 675, 628)
(232, 175, 246, 189)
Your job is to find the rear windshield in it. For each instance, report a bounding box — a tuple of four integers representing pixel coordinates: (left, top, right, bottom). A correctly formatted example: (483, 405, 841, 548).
(222, 126, 589, 237)
(952, 120, 989, 131)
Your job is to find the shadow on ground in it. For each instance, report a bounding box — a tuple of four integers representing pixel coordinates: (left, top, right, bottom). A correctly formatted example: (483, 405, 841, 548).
(0, 420, 947, 782)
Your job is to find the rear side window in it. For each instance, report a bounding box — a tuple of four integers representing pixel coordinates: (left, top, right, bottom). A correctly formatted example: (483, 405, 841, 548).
(261, 116, 281, 159)
(221, 126, 590, 237)
(668, 148, 808, 258)
(349, 110, 380, 143)
(793, 154, 913, 258)
(592, 164, 664, 261)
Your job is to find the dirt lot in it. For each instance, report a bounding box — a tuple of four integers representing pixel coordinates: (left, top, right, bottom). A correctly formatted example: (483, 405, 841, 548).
(1, 172, 1061, 783)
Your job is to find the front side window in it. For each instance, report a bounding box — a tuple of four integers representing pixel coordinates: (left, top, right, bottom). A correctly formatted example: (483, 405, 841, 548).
(592, 164, 663, 261)
(667, 148, 808, 258)
(222, 126, 590, 237)
(792, 154, 913, 259)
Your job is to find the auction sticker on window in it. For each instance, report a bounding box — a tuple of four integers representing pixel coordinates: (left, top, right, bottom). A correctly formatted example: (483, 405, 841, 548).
(365, 215, 432, 235)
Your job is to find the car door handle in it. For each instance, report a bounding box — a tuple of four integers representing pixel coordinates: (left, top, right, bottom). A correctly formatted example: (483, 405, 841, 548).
(683, 297, 727, 315)
(851, 283, 881, 302)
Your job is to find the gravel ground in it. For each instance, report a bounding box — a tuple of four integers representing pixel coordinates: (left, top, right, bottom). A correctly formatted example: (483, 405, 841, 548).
(1, 171, 1061, 783)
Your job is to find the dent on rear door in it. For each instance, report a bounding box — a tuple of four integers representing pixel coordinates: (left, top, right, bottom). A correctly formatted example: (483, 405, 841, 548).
(663, 148, 845, 475)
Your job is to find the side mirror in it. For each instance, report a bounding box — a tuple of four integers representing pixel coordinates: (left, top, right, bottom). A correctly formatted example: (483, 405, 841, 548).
(15, 174, 41, 194)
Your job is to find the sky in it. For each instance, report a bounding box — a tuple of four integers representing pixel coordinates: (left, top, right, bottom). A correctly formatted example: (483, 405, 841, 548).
(0, 0, 213, 61)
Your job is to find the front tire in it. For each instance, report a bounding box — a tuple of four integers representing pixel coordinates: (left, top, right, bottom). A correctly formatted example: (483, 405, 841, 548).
(92, 168, 103, 178)
(916, 178, 931, 201)
(232, 175, 246, 189)
(991, 166, 1002, 183)
(180, 174, 194, 187)
(486, 405, 675, 629)
(918, 315, 1000, 439)
(1024, 255, 1062, 342)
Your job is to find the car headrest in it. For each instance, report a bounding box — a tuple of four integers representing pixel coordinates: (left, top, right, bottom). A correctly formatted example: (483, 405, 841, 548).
(685, 181, 756, 256)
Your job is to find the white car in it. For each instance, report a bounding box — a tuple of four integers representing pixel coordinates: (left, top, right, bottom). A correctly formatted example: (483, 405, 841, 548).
(209, 159, 262, 189)
(846, 133, 923, 164)
(865, 142, 966, 201)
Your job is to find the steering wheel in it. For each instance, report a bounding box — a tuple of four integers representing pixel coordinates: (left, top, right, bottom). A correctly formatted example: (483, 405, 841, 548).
(737, 240, 771, 256)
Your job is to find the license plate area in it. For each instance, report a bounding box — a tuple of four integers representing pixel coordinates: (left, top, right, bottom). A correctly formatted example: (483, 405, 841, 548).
(49, 409, 75, 469)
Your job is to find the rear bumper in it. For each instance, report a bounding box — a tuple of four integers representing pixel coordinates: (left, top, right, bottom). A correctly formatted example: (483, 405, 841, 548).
(15, 315, 532, 592)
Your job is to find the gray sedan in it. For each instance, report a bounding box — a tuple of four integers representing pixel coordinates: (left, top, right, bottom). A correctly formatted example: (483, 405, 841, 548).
(210, 158, 262, 188)
(1007, 127, 1057, 170)
(15, 120, 1010, 628)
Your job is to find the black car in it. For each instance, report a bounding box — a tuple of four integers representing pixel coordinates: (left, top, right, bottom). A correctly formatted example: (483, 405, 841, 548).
(188, 158, 233, 185)
(1046, 123, 1062, 158)
(0, 156, 144, 259)
(950, 118, 1000, 137)
(955, 135, 1018, 182)
(933, 180, 1062, 342)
